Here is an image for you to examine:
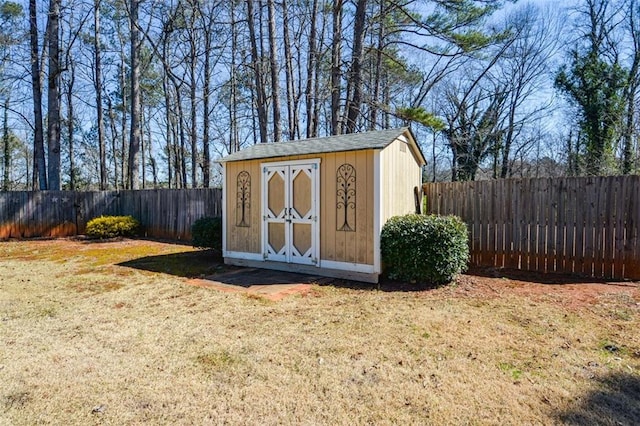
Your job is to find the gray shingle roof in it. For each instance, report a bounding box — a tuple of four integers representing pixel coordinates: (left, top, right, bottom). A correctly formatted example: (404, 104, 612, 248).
(218, 127, 426, 164)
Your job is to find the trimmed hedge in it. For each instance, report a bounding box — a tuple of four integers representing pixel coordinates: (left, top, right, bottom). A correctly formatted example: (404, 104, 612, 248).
(381, 214, 469, 285)
(191, 216, 222, 252)
(85, 215, 140, 239)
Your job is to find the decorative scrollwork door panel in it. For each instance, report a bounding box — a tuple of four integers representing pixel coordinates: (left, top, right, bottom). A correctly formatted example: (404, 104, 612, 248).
(336, 163, 356, 231)
(236, 171, 251, 227)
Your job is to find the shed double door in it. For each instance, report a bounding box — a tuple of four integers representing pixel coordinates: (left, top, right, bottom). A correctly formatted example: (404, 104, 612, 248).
(262, 160, 319, 266)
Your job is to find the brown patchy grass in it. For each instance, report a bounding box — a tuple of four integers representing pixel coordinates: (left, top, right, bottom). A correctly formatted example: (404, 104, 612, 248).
(1, 239, 639, 425)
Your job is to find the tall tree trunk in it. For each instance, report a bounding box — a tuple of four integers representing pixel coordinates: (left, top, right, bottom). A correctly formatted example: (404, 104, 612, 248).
(383, 78, 390, 128)
(305, 0, 318, 138)
(170, 111, 182, 187)
(330, 0, 342, 135)
(343, 0, 367, 134)
(128, 0, 141, 189)
(29, 0, 47, 190)
(2, 97, 9, 190)
(267, 0, 281, 142)
(282, 0, 296, 140)
(119, 62, 127, 188)
(230, 1, 240, 152)
(94, 0, 106, 189)
(176, 89, 187, 188)
(451, 147, 458, 182)
(246, 0, 269, 143)
(47, 0, 61, 190)
(370, 0, 384, 130)
(141, 106, 146, 189)
(66, 58, 75, 190)
(162, 73, 173, 188)
(312, 11, 325, 137)
(431, 131, 437, 182)
(622, 90, 635, 174)
(188, 7, 198, 188)
(107, 98, 119, 189)
(500, 96, 518, 178)
(202, 16, 212, 187)
(24, 145, 30, 187)
(148, 135, 158, 188)
(623, 1, 640, 174)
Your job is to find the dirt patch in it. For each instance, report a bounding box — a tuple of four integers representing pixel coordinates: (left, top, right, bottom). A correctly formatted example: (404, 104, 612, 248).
(450, 269, 640, 310)
(186, 268, 332, 301)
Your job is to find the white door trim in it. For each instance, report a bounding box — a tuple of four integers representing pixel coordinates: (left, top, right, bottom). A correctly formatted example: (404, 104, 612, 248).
(222, 163, 227, 254)
(261, 158, 321, 266)
(262, 165, 289, 262)
(373, 150, 381, 274)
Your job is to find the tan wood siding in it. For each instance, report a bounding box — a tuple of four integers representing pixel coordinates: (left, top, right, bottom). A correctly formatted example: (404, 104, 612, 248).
(225, 150, 375, 265)
(225, 160, 261, 253)
(321, 150, 374, 265)
(322, 152, 338, 261)
(380, 137, 422, 224)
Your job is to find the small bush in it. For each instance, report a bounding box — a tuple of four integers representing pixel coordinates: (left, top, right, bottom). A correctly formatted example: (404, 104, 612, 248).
(381, 214, 469, 285)
(191, 216, 222, 252)
(85, 215, 140, 239)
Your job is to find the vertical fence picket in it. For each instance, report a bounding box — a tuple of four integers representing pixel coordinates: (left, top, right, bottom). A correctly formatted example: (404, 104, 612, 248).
(613, 177, 626, 278)
(554, 179, 566, 274)
(0, 188, 222, 242)
(627, 177, 640, 279)
(422, 176, 640, 280)
(1, 178, 638, 280)
(505, 179, 516, 269)
(535, 178, 546, 273)
(593, 176, 606, 277)
(567, 178, 576, 274)
(603, 177, 617, 279)
(0, 193, 8, 238)
(519, 179, 530, 270)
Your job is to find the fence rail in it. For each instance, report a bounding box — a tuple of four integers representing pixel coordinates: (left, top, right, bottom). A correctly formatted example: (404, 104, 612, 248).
(0, 188, 222, 241)
(423, 176, 640, 280)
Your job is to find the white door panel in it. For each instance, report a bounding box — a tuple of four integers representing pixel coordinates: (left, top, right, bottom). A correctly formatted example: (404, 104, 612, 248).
(262, 161, 319, 265)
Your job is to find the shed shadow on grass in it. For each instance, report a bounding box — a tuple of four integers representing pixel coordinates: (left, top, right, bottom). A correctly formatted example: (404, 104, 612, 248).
(555, 372, 640, 425)
(313, 276, 447, 293)
(118, 249, 448, 292)
(117, 249, 224, 278)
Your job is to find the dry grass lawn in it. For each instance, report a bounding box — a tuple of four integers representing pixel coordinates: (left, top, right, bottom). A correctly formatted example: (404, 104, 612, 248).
(1, 238, 639, 425)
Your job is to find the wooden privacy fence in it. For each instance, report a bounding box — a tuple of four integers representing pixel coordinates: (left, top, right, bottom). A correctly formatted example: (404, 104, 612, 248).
(423, 176, 640, 280)
(0, 188, 222, 241)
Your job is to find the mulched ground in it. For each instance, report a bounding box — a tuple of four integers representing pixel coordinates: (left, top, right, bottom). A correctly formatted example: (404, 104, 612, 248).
(450, 267, 640, 310)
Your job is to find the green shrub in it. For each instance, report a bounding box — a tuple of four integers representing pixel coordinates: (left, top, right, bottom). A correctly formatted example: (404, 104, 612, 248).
(191, 216, 222, 251)
(381, 214, 469, 285)
(85, 215, 140, 239)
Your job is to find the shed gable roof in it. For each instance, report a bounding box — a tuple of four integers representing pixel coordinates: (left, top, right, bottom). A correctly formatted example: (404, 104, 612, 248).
(218, 127, 426, 165)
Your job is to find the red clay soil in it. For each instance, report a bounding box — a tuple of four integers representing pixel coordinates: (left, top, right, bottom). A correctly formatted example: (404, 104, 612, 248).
(187, 278, 314, 302)
(446, 267, 640, 310)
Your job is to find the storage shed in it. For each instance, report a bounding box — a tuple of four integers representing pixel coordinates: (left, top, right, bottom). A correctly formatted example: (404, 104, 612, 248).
(218, 127, 426, 283)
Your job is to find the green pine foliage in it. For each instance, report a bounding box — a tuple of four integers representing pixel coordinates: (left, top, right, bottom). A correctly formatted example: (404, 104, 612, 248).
(85, 215, 140, 239)
(396, 107, 446, 131)
(555, 52, 628, 176)
(191, 216, 222, 252)
(381, 214, 469, 285)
